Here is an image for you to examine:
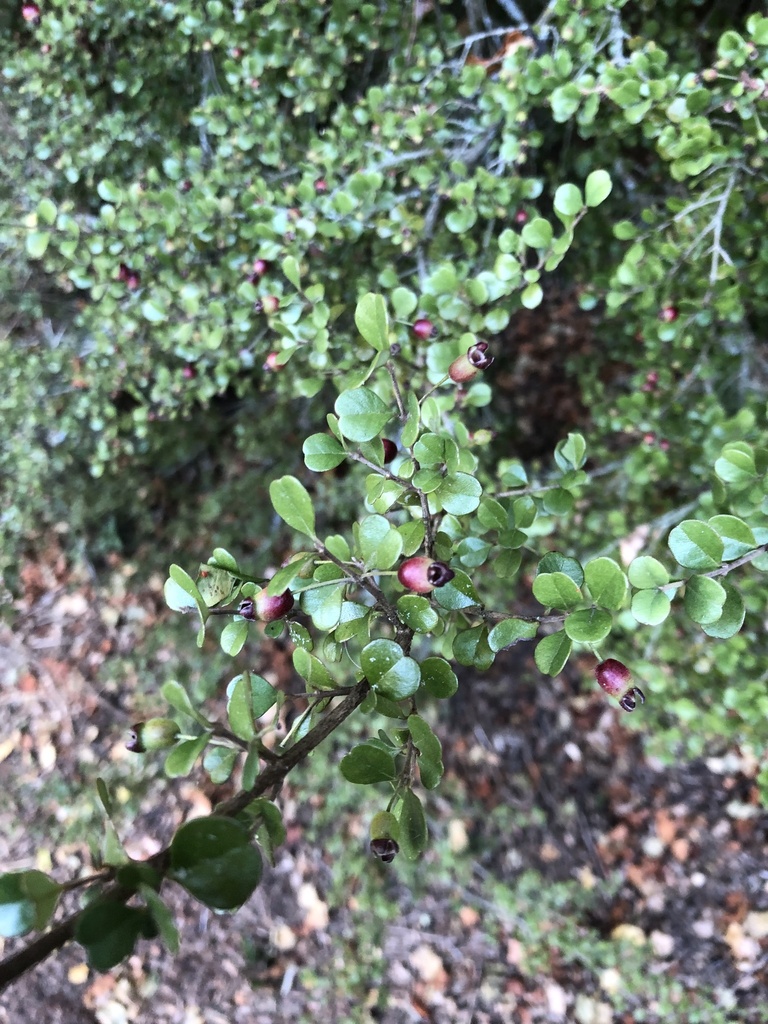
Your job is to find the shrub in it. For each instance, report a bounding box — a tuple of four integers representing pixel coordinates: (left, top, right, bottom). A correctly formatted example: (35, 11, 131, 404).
(2, 0, 767, 985)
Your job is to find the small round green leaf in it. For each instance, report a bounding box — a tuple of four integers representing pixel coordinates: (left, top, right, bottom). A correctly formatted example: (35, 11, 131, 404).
(433, 570, 480, 610)
(538, 553, 584, 586)
(358, 514, 403, 569)
(631, 589, 671, 626)
(684, 575, 727, 625)
(714, 446, 757, 486)
(221, 618, 249, 656)
(521, 218, 553, 248)
(627, 556, 670, 589)
(707, 515, 757, 561)
(164, 733, 211, 778)
(335, 387, 391, 442)
(701, 581, 745, 639)
(452, 626, 495, 670)
(434, 473, 483, 516)
(554, 183, 584, 218)
(585, 169, 612, 207)
(487, 618, 538, 652)
(563, 608, 612, 643)
(668, 520, 724, 570)
(420, 657, 458, 698)
(397, 595, 439, 633)
(407, 715, 444, 790)
(584, 557, 628, 610)
(226, 673, 255, 741)
(303, 433, 346, 472)
(532, 571, 583, 609)
(534, 632, 572, 676)
(26, 231, 50, 259)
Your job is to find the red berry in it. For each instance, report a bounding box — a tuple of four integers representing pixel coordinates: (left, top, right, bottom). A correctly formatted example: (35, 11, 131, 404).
(397, 556, 454, 594)
(259, 295, 279, 315)
(514, 209, 529, 224)
(595, 659, 645, 712)
(182, 365, 196, 379)
(254, 589, 294, 622)
(22, 2, 40, 24)
(381, 439, 397, 464)
(315, 179, 328, 192)
(658, 306, 678, 323)
(250, 258, 269, 280)
(412, 319, 434, 341)
(448, 342, 493, 383)
(263, 351, 280, 371)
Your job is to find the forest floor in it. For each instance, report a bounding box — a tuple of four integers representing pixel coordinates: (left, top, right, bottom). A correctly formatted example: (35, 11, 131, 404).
(1, 537, 767, 1024)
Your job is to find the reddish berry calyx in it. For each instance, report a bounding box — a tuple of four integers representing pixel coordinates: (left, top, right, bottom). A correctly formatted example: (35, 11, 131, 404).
(117, 263, 141, 290)
(249, 258, 269, 281)
(412, 318, 435, 340)
(381, 438, 397, 464)
(240, 590, 295, 623)
(22, 2, 40, 24)
(595, 658, 646, 712)
(397, 556, 454, 594)
(125, 718, 180, 753)
(448, 342, 493, 383)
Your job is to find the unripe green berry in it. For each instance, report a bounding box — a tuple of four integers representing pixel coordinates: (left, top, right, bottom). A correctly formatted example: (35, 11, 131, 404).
(369, 811, 400, 862)
(125, 718, 180, 753)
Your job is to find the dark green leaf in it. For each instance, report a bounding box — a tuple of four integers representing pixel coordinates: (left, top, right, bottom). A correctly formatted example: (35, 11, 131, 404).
(398, 790, 428, 860)
(420, 657, 459, 698)
(397, 595, 439, 633)
(340, 743, 397, 784)
(433, 570, 480, 610)
(169, 817, 262, 910)
(139, 884, 180, 954)
(75, 903, 150, 971)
